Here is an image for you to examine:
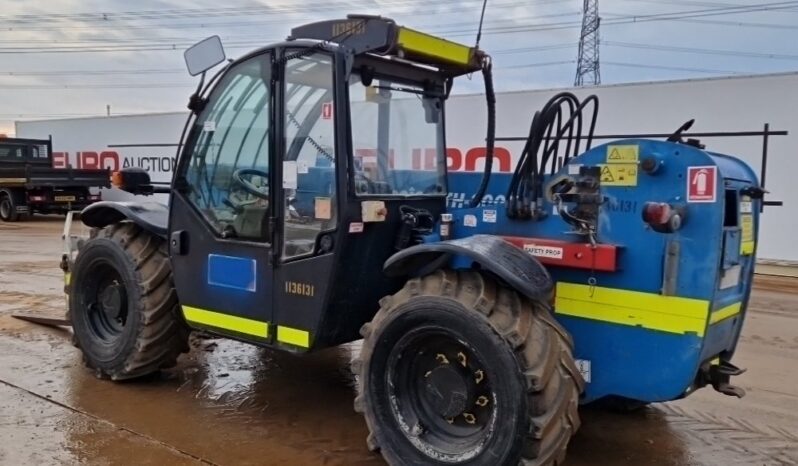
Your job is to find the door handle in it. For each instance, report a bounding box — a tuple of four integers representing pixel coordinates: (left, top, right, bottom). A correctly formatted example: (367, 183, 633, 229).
(171, 230, 188, 255)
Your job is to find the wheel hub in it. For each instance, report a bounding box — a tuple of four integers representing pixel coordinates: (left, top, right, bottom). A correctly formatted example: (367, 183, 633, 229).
(424, 364, 475, 418)
(99, 283, 125, 321)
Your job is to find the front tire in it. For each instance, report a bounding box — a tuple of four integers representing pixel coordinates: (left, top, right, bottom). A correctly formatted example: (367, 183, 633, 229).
(355, 269, 583, 465)
(69, 222, 189, 380)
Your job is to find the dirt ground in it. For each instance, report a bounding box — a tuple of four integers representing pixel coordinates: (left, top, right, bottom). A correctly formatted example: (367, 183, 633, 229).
(0, 216, 796, 466)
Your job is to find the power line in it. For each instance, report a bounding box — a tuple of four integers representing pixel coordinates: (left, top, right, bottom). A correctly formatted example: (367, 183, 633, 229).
(0, 0, 571, 27)
(0, 69, 183, 76)
(0, 83, 192, 89)
(602, 60, 743, 75)
(621, 0, 798, 13)
(604, 41, 798, 60)
(501, 60, 576, 69)
(667, 17, 798, 29)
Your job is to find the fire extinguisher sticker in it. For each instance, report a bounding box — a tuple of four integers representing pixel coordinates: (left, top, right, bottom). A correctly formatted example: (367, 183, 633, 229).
(687, 166, 717, 203)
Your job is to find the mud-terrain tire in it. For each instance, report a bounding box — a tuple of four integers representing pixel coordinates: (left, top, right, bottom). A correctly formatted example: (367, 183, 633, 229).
(69, 222, 189, 380)
(354, 269, 583, 466)
(0, 193, 18, 222)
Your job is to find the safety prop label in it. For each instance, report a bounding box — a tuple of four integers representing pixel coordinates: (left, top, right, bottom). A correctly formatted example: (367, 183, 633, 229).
(687, 166, 717, 202)
(600, 164, 638, 186)
(606, 145, 639, 163)
(523, 244, 564, 260)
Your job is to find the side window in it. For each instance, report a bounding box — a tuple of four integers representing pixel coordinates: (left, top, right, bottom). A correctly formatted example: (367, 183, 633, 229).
(0, 146, 23, 159)
(283, 53, 336, 259)
(184, 54, 272, 241)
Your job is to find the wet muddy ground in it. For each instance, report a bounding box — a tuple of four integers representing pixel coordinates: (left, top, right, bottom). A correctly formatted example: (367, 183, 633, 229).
(1, 216, 796, 465)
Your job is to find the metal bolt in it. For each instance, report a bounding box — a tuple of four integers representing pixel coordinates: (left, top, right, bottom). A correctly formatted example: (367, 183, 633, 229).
(474, 369, 485, 384)
(457, 351, 467, 367)
(436, 353, 450, 365)
(463, 413, 476, 424)
(475, 396, 489, 407)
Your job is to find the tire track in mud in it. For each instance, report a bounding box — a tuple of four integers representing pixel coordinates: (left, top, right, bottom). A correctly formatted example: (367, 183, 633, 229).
(657, 404, 798, 465)
(0, 291, 65, 320)
(0, 378, 217, 465)
(0, 261, 61, 275)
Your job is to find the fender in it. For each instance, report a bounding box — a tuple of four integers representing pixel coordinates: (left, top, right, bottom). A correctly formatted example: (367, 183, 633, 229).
(81, 201, 168, 239)
(384, 234, 553, 301)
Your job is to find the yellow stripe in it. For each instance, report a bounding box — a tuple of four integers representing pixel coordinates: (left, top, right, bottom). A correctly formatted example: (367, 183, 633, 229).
(0, 177, 27, 184)
(555, 282, 709, 336)
(64, 272, 71, 286)
(709, 302, 742, 325)
(277, 325, 310, 348)
(396, 27, 474, 66)
(181, 305, 269, 338)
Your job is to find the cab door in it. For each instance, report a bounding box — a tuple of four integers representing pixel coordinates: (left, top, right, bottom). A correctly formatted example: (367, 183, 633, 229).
(270, 51, 340, 351)
(169, 51, 276, 345)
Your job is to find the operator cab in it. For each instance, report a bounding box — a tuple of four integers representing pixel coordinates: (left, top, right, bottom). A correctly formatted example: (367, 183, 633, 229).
(165, 16, 490, 349)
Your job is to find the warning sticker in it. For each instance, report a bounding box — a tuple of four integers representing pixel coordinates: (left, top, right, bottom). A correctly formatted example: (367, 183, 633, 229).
(741, 214, 754, 243)
(483, 209, 497, 223)
(687, 166, 717, 202)
(606, 145, 639, 163)
(575, 359, 592, 383)
(740, 196, 753, 214)
(600, 164, 638, 186)
(322, 102, 333, 120)
(523, 244, 564, 260)
(464, 214, 477, 227)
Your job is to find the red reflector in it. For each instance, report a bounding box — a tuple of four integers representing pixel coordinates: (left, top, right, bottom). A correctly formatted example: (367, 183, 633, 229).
(89, 194, 102, 201)
(29, 195, 45, 202)
(643, 202, 671, 225)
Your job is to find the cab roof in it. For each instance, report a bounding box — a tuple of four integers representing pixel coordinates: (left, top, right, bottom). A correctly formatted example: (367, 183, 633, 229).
(288, 15, 486, 77)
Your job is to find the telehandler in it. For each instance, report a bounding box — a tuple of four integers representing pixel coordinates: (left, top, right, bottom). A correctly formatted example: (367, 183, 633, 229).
(62, 15, 759, 465)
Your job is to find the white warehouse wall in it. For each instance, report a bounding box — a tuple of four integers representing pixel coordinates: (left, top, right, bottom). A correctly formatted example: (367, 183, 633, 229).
(16, 72, 798, 262)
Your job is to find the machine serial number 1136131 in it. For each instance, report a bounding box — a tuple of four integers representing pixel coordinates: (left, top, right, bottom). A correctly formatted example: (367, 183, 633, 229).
(285, 281, 315, 297)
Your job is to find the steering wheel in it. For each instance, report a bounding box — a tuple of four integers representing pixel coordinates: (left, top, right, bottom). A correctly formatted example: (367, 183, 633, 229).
(666, 119, 695, 143)
(232, 168, 270, 200)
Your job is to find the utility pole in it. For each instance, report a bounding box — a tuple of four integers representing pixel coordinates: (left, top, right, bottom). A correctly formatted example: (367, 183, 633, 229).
(574, 0, 601, 86)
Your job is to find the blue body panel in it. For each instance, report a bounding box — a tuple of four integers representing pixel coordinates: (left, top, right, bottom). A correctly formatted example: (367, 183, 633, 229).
(443, 139, 759, 403)
(207, 254, 258, 292)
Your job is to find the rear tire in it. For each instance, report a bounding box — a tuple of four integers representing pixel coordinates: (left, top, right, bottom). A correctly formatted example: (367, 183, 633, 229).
(355, 269, 583, 465)
(69, 222, 189, 380)
(0, 193, 18, 222)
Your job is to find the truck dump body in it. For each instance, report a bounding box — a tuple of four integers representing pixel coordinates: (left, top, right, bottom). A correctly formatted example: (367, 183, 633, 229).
(0, 138, 109, 219)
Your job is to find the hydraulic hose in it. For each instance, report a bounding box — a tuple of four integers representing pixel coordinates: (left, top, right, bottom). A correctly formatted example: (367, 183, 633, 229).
(470, 58, 496, 208)
(505, 92, 599, 219)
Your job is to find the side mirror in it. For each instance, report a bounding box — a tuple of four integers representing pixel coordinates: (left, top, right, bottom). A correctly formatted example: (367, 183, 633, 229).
(184, 36, 226, 76)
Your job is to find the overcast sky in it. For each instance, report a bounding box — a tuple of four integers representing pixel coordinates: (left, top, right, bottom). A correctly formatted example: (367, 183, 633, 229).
(1, 0, 797, 135)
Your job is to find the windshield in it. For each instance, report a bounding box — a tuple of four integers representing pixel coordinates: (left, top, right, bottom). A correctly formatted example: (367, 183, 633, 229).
(349, 73, 446, 196)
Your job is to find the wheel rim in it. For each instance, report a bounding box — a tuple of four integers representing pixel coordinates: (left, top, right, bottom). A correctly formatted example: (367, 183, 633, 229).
(81, 260, 129, 342)
(386, 328, 497, 460)
(0, 198, 10, 219)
